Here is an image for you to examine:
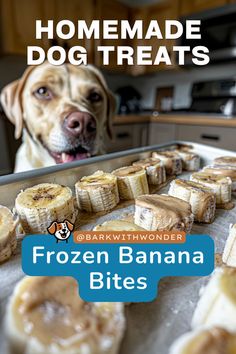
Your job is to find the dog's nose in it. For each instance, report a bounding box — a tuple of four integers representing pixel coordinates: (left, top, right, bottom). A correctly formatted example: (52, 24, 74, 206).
(63, 111, 96, 138)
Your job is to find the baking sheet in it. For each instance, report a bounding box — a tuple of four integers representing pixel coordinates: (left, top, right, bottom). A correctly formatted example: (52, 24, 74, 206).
(0, 141, 236, 354)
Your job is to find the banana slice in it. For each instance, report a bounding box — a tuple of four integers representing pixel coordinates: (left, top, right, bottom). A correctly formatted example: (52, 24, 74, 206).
(93, 220, 145, 231)
(0, 206, 17, 263)
(203, 165, 236, 194)
(75, 171, 119, 212)
(190, 172, 232, 205)
(132, 158, 166, 185)
(15, 183, 76, 234)
(6, 276, 125, 354)
(174, 150, 200, 172)
(192, 267, 236, 332)
(134, 194, 194, 232)
(151, 151, 182, 175)
(112, 166, 149, 200)
(168, 179, 216, 223)
(223, 224, 236, 267)
(170, 327, 236, 354)
(214, 156, 236, 167)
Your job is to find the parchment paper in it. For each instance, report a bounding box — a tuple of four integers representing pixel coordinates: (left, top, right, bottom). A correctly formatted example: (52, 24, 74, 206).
(0, 161, 236, 354)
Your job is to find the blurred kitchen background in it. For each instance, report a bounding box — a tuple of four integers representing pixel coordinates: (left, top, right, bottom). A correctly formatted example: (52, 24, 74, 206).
(0, 0, 236, 174)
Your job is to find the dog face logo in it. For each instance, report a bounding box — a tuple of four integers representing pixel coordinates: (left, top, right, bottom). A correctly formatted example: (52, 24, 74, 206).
(47, 220, 74, 243)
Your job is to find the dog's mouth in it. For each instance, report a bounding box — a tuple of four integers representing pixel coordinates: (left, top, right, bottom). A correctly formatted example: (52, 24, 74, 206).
(49, 145, 91, 164)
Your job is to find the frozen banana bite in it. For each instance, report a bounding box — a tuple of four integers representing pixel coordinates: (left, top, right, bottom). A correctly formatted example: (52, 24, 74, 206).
(174, 150, 200, 172)
(15, 183, 76, 234)
(0, 206, 17, 263)
(112, 165, 149, 200)
(168, 179, 216, 223)
(152, 151, 182, 175)
(170, 327, 236, 354)
(134, 194, 194, 232)
(75, 170, 119, 212)
(203, 165, 236, 194)
(192, 267, 236, 332)
(93, 219, 145, 231)
(214, 156, 236, 167)
(190, 172, 232, 206)
(132, 157, 166, 185)
(6, 276, 125, 354)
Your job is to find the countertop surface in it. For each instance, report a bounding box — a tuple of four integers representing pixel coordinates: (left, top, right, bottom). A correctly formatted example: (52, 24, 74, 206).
(114, 113, 236, 127)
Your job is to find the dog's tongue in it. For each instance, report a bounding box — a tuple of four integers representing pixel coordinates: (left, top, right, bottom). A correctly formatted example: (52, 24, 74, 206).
(61, 152, 90, 163)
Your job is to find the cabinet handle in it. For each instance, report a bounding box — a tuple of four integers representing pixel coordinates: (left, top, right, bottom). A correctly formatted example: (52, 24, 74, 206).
(201, 134, 220, 141)
(116, 132, 131, 139)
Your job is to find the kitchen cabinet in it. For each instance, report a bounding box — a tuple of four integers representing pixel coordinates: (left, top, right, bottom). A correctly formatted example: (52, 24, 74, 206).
(148, 122, 176, 145)
(94, 0, 130, 73)
(105, 123, 148, 153)
(180, 0, 228, 16)
(176, 124, 236, 151)
(0, 0, 48, 55)
(53, 0, 95, 63)
(0, 0, 95, 60)
(130, 0, 179, 76)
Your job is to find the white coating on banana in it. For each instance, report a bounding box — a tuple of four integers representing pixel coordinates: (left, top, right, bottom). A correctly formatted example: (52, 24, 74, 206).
(0, 205, 17, 263)
(75, 170, 119, 212)
(190, 172, 232, 205)
(15, 183, 76, 234)
(112, 166, 149, 200)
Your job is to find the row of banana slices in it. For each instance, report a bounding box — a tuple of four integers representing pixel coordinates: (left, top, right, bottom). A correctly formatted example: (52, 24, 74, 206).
(170, 225, 236, 354)
(0, 147, 201, 262)
(2, 151, 236, 263)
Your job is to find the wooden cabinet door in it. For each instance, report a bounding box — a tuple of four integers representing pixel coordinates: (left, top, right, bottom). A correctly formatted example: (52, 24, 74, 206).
(130, 0, 179, 76)
(0, 0, 47, 54)
(53, 0, 95, 63)
(148, 123, 176, 145)
(95, 0, 130, 72)
(180, 0, 228, 16)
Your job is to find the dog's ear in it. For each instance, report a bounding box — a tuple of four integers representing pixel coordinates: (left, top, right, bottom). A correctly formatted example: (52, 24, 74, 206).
(0, 66, 35, 139)
(86, 65, 116, 140)
(47, 222, 57, 235)
(64, 220, 74, 232)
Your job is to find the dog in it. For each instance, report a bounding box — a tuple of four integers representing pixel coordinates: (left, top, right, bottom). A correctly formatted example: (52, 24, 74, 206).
(0, 62, 116, 172)
(47, 220, 74, 243)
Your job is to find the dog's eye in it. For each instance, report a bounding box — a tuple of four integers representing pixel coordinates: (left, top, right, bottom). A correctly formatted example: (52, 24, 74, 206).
(34, 87, 53, 100)
(87, 91, 102, 103)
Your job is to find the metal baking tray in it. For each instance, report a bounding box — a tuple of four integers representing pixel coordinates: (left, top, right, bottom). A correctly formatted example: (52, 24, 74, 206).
(0, 141, 236, 354)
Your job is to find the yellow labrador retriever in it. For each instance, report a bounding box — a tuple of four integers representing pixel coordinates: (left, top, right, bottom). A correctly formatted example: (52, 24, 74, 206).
(1, 62, 116, 172)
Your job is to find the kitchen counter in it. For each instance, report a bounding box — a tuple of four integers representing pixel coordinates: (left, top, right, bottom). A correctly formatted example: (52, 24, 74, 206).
(114, 114, 236, 128)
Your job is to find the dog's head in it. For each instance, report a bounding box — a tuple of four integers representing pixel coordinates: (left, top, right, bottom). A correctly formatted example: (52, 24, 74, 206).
(47, 220, 74, 241)
(0, 63, 116, 164)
